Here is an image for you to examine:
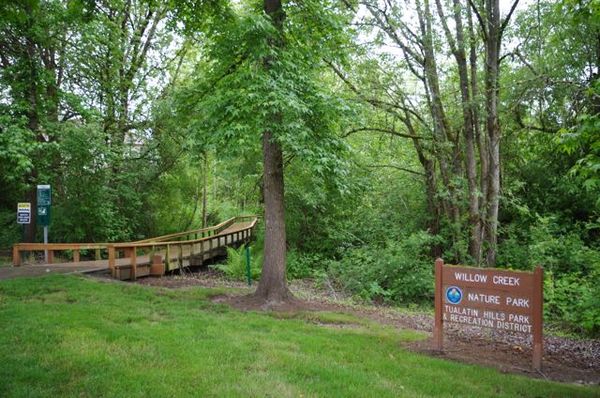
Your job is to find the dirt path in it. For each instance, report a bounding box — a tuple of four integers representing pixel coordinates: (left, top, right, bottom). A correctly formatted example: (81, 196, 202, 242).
(0, 264, 106, 280)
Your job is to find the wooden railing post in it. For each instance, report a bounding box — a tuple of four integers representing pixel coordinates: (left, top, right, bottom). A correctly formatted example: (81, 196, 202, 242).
(130, 247, 137, 281)
(108, 245, 116, 277)
(48, 250, 54, 264)
(433, 258, 444, 351)
(150, 245, 155, 262)
(95, 249, 101, 261)
(178, 244, 183, 270)
(532, 266, 544, 370)
(165, 244, 171, 272)
(200, 239, 205, 262)
(73, 250, 80, 263)
(12, 245, 21, 267)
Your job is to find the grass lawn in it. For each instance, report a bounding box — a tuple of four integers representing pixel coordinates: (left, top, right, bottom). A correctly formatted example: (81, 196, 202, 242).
(0, 275, 597, 398)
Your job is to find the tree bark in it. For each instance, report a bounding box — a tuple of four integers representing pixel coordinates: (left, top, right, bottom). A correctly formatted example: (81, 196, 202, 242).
(417, 0, 461, 259)
(468, 3, 486, 263)
(436, 0, 482, 263)
(404, 108, 442, 257)
(255, 130, 290, 302)
(364, 0, 465, 260)
(25, 26, 39, 244)
(483, 0, 501, 267)
(255, 0, 292, 303)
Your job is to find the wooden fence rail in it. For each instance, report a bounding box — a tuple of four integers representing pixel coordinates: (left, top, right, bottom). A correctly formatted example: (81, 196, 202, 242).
(108, 217, 258, 280)
(12, 216, 258, 279)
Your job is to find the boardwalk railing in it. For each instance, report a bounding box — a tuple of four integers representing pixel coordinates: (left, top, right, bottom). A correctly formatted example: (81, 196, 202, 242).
(12, 242, 108, 267)
(109, 216, 258, 280)
(12, 216, 258, 279)
(132, 216, 245, 244)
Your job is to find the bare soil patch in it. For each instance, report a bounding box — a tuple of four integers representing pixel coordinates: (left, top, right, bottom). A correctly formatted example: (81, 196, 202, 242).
(125, 272, 599, 386)
(407, 336, 599, 385)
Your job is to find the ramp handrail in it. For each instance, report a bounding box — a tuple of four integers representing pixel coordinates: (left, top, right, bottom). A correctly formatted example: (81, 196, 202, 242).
(108, 217, 258, 280)
(12, 215, 258, 267)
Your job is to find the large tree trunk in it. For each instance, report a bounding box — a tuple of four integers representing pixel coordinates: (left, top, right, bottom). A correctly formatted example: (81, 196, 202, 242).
(468, 3, 486, 264)
(437, 0, 482, 263)
(255, 0, 292, 303)
(418, 0, 461, 260)
(483, 0, 501, 267)
(202, 155, 208, 229)
(24, 30, 39, 244)
(407, 114, 442, 257)
(255, 130, 291, 302)
(365, 0, 462, 259)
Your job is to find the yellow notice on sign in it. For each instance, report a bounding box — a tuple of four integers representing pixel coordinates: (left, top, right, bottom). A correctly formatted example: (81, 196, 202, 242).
(17, 202, 31, 212)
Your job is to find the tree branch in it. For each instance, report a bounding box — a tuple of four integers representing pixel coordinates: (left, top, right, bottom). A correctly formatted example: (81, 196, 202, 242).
(513, 48, 538, 75)
(364, 3, 425, 65)
(500, 0, 520, 38)
(343, 127, 428, 140)
(467, 0, 487, 41)
(434, 0, 458, 56)
(364, 164, 426, 176)
(325, 59, 423, 125)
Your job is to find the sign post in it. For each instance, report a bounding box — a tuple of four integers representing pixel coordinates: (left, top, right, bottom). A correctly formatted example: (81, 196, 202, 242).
(37, 185, 52, 263)
(433, 259, 544, 370)
(245, 246, 252, 286)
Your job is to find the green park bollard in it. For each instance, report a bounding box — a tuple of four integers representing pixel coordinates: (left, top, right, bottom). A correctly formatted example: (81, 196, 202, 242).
(245, 246, 251, 286)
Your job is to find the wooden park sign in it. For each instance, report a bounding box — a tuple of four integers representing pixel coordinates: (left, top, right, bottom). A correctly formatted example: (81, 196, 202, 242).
(433, 259, 544, 370)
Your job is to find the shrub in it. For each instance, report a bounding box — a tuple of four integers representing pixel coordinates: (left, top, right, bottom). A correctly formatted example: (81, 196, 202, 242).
(528, 217, 600, 274)
(499, 216, 600, 336)
(211, 244, 262, 281)
(327, 231, 437, 304)
(544, 268, 600, 337)
(286, 250, 328, 279)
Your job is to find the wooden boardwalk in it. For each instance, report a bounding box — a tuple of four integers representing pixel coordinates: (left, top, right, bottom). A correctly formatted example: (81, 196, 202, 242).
(8, 216, 258, 281)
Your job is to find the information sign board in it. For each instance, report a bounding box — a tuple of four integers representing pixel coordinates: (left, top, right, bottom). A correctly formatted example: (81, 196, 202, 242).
(36, 185, 51, 226)
(37, 184, 51, 206)
(17, 202, 31, 224)
(37, 205, 50, 226)
(433, 259, 544, 370)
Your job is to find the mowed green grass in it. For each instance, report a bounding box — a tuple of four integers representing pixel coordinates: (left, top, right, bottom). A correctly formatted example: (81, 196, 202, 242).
(0, 276, 597, 398)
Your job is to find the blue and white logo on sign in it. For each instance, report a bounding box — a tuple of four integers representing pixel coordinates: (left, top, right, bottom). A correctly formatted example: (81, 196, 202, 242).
(445, 286, 463, 304)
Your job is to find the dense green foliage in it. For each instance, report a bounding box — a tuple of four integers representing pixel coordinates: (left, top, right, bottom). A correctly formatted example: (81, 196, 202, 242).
(213, 243, 263, 281)
(1, 0, 599, 335)
(0, 275, 597, 397)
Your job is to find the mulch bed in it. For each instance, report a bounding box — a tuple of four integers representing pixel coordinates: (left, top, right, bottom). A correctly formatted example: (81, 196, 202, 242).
(124, 271, 599, 386)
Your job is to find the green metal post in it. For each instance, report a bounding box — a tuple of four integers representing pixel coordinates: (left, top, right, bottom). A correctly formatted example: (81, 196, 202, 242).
(245, 246, 251, 286)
